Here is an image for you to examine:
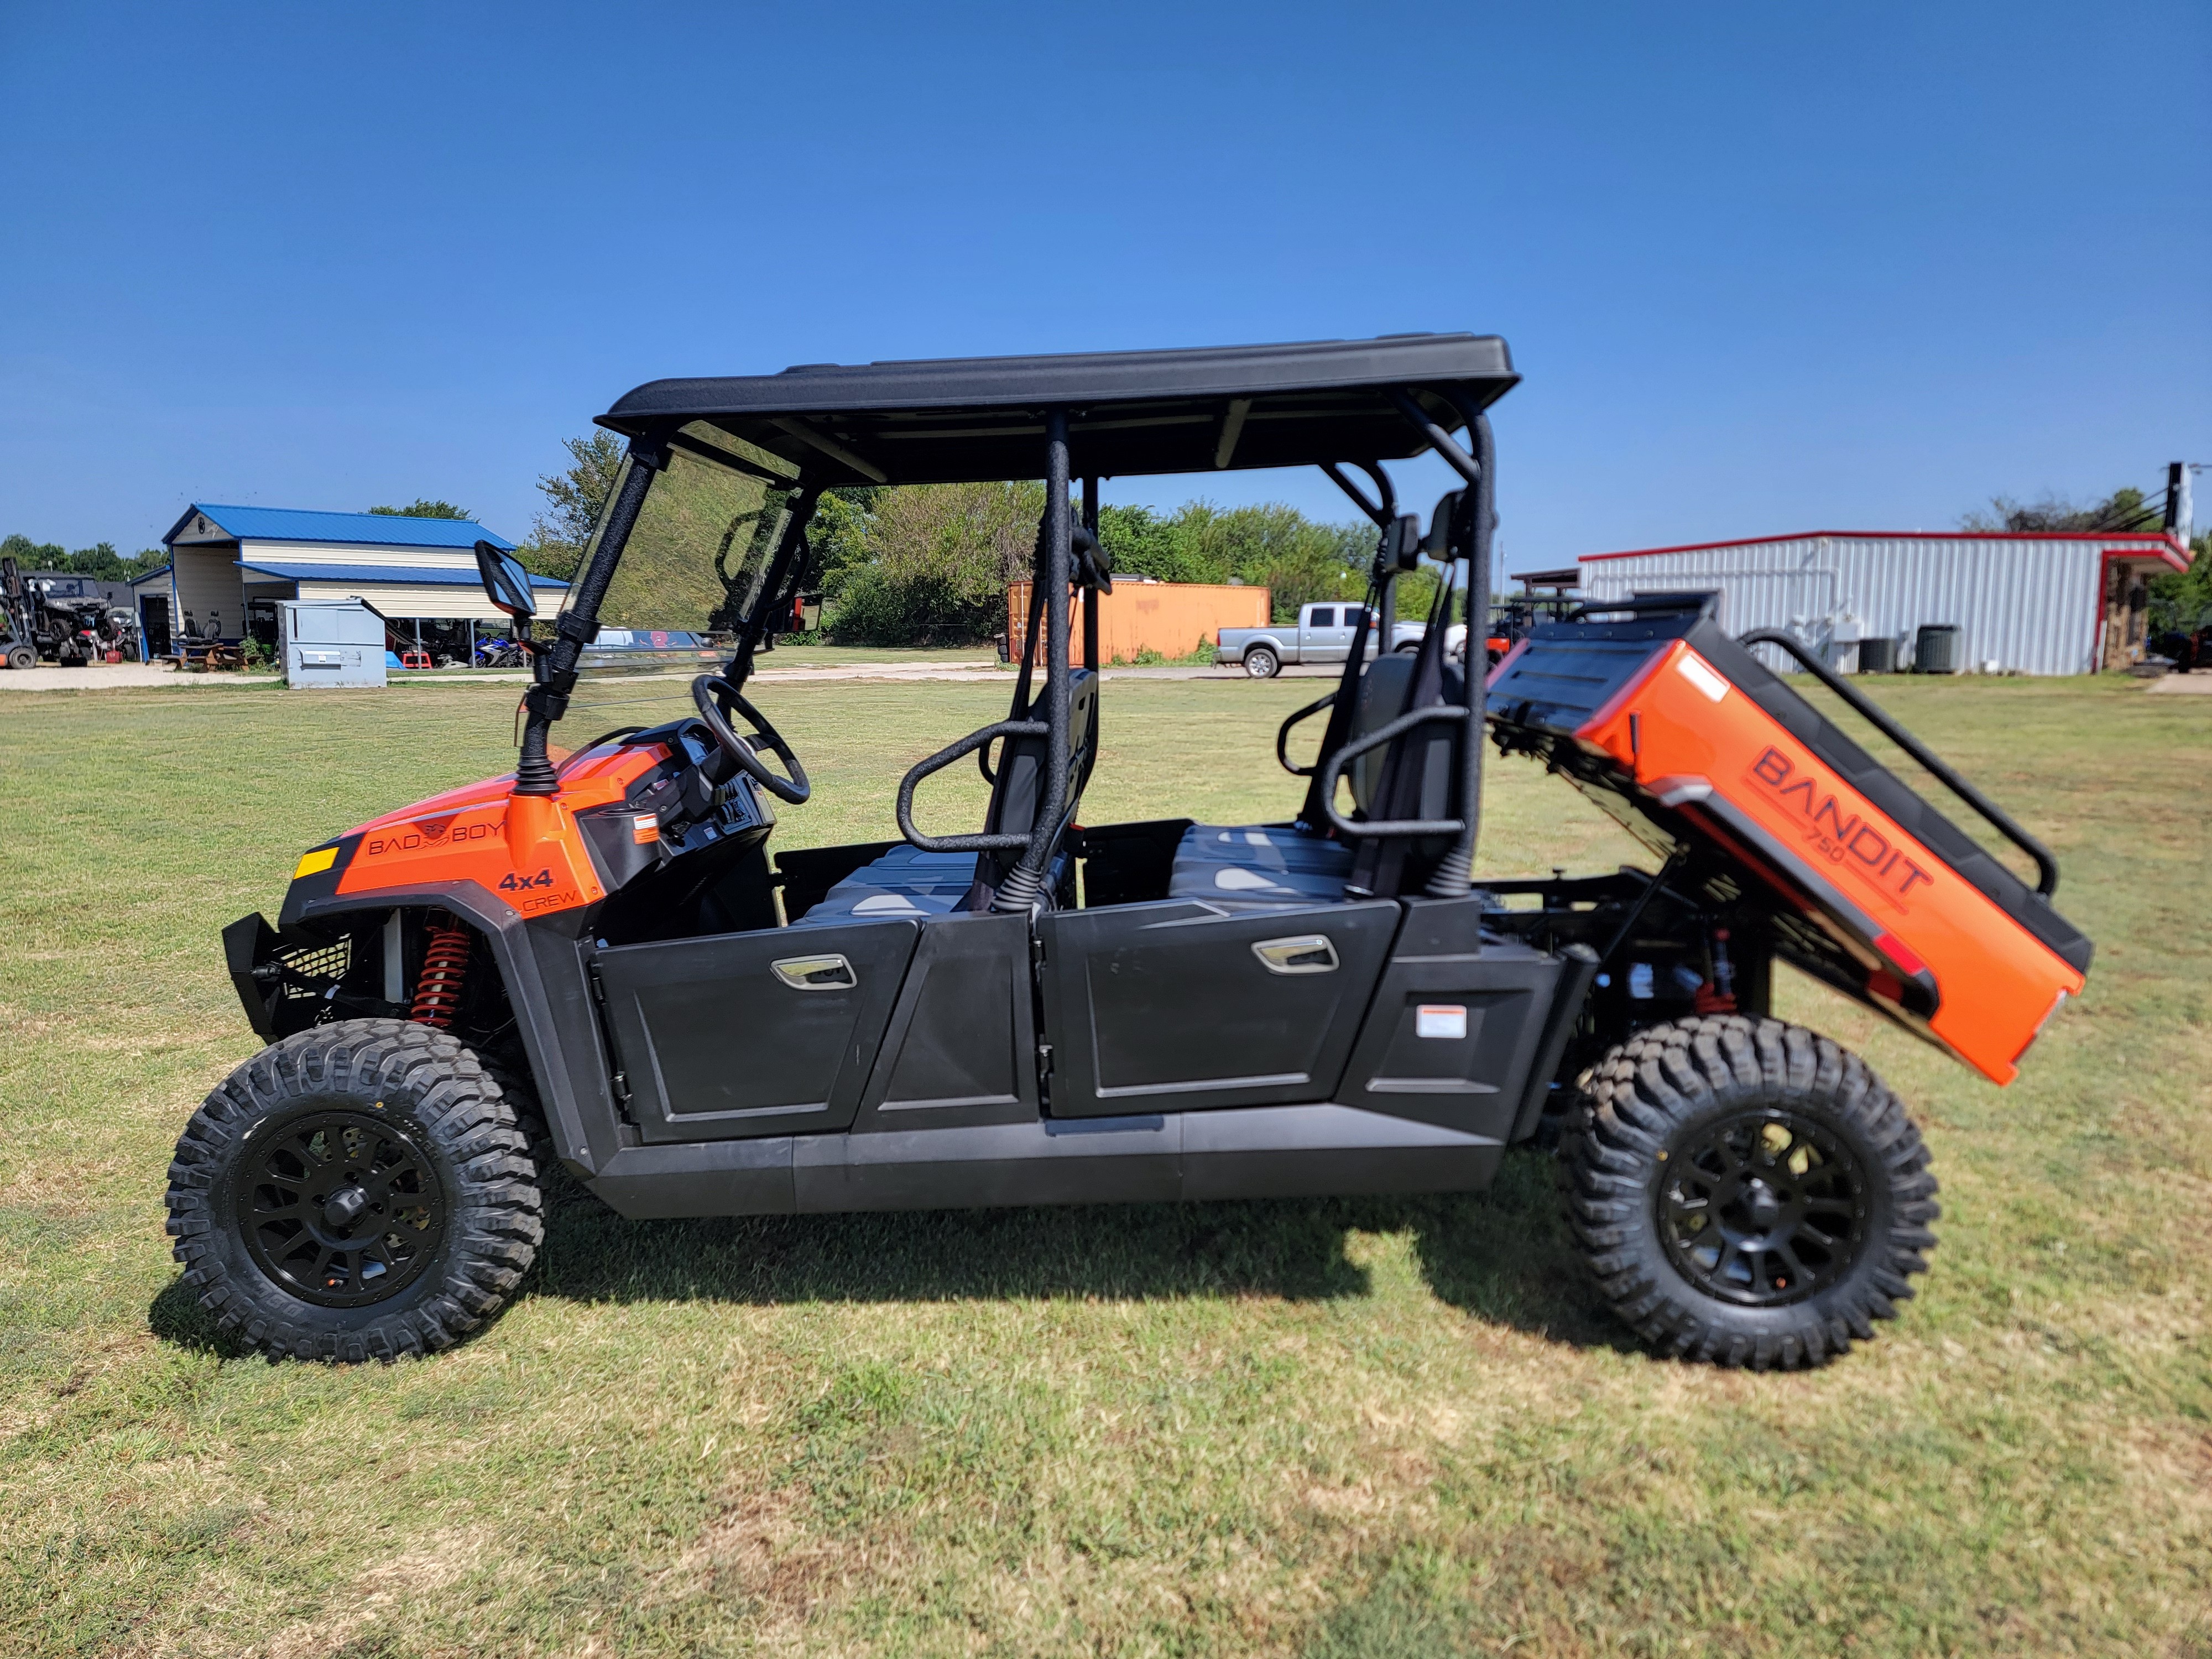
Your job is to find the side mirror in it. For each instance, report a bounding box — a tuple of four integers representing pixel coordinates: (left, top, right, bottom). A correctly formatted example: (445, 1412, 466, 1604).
(474, 541, 536, 622)
(1379, 514, 1422, 573)
(1421, 491, 1464, 561)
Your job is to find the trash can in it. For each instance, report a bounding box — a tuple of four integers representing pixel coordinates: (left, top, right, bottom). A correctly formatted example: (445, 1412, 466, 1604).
(1913, 624, 1960, 675)
(1857, 635, 1897, 674)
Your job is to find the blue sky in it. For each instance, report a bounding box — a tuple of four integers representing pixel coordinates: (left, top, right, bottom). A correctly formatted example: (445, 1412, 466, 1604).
(2, 2, 2205, 568)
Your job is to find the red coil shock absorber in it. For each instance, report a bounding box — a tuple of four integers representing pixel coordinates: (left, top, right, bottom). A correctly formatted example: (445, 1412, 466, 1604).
(410, 912, 471, 1028)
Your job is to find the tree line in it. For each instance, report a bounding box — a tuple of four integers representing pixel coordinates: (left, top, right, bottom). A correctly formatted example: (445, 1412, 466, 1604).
(12, 461, 2204, 648)
(0, 534, 168, 583)
(815, 488, 1390, 645)
(512, 456, 2211, 645)
(512, 434, 1395, 645)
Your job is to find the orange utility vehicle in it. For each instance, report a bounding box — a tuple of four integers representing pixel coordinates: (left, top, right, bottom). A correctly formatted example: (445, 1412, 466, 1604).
(164, 335, 2088, 1371)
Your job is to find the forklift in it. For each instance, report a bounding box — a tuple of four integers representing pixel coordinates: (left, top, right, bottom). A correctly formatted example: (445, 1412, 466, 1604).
(0, 558, 36, 670)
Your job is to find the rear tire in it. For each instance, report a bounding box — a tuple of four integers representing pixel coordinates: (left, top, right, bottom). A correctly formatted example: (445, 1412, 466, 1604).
(3, 644, 33, 670)
(164, 1019, 542, 1363)
(1564, 1015, 1938, 1369)
(1244, 645, 1280, 679)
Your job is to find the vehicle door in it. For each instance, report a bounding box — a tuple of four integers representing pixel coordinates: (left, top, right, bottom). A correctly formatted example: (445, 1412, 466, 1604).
(1036, 899, 1400, 1117)
(1305, 605, 1352, 663)
(592, 917, 921, 1142)
(1344, 604, 1376, 659)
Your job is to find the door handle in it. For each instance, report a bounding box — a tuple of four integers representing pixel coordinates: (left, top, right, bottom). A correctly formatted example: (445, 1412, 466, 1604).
(771, 953, 857, 991)
(1251, 935, 1339, 974)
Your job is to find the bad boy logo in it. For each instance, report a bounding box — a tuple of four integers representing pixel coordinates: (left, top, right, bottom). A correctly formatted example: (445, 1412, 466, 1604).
(1750, 747, 1933, 905)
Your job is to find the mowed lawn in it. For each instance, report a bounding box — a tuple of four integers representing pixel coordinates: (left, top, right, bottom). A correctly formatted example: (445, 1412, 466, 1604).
(2, 671, 2206, 1658)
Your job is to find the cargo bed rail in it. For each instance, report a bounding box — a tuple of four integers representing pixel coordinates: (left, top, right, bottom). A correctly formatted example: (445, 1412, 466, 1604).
(1735, 628, 2059, 898)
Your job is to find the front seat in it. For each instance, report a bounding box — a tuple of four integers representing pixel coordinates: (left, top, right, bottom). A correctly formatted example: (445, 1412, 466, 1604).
(789, 844, 984, 922)
(792, 669, 1100, 925)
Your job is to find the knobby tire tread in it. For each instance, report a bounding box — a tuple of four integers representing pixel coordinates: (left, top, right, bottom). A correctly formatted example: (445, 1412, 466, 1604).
(164, 1019, 544, 1364)
(1564, 1014, 1940, 1370)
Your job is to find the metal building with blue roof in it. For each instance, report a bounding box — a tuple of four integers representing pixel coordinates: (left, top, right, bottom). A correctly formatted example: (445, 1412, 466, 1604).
(156, 503, 566, 661)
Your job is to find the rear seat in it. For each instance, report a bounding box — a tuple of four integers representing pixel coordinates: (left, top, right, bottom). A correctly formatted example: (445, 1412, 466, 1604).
(1165, 652, 1417, 907)
(1168, 825, 1352, 905)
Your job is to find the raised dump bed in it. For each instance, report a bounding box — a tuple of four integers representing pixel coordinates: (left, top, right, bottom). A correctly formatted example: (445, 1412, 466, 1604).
(1486, 596, 2091, 1083)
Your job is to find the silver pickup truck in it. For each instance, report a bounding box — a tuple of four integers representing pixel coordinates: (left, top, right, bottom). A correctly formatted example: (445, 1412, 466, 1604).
(1215, 601, 1428, 678)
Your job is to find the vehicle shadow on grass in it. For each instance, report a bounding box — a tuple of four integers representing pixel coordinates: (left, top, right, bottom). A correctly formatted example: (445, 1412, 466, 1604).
(147, 1275, 242, 1358)
(523, 1146, 1630, 1352)
(144, 1150, 1629, 1358)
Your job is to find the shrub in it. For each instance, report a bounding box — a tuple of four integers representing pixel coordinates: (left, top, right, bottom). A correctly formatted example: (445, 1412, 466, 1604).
(826, 565, 1000, 647)
(1098, 502, 1373, 622)
(821, 481, 1046, 646)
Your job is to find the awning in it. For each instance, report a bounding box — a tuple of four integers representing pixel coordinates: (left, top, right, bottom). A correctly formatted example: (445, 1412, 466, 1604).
(236, 560, 567, 589)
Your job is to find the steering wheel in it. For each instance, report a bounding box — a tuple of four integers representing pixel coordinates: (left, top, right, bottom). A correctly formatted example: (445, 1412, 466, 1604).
(689, 675, 811, 804)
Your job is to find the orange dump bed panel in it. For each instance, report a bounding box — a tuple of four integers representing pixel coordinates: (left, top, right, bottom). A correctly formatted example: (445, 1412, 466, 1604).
(1489, 609, 2089, 1083)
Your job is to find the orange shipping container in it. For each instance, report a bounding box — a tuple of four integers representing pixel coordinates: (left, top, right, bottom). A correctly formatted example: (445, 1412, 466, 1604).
(1005, 581, 1270, 665)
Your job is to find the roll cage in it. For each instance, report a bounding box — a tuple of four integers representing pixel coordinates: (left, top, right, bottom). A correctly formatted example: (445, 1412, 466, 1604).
(518, 333, 1521, 901)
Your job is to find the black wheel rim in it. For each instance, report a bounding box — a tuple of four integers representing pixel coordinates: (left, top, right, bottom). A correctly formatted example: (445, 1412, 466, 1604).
(1657, 1109, 1869, 1307)
(234, 1110, 446, 1307)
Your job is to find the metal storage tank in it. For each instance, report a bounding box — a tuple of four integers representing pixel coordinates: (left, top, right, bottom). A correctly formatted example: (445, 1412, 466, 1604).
(280, 599, 386, 688)
(1573, 530, 2189, 675)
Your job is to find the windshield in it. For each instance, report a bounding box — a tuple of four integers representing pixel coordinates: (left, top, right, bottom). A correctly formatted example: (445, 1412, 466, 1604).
(555, 427, 802, 745)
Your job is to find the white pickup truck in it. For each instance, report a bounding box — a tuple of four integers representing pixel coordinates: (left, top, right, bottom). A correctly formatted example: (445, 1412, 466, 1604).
(1215, 602, 1438, 678)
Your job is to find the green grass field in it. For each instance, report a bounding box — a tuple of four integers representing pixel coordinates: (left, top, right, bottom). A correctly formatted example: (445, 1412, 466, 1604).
(2, 674, 2206, 1658)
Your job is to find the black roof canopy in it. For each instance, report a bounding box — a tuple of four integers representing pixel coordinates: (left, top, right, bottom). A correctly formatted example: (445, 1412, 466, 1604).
(597, 333, 1516, 486)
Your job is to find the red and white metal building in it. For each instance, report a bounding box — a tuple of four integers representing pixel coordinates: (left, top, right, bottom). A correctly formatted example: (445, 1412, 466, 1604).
(1566, 530, 2190, 675)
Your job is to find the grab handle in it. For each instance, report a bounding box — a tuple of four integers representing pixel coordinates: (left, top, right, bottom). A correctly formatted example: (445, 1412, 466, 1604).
(1568, 593, 1717, 622)
(1274, 688, 1337, 777)
(1315, 705, 1470, 840)
(895, 720, 1047, 854)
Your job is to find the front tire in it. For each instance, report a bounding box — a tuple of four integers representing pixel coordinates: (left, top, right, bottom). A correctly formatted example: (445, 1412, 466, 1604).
(1564, 1016, 1938, 1369)
(164, 1019, 542, 1363)
(1243, 645, 1280, 679)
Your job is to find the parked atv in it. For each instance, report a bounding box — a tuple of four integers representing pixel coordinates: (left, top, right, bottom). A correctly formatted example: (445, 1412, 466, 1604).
(165, 335, 2090, 1370)
(0, 558, 111, 666)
